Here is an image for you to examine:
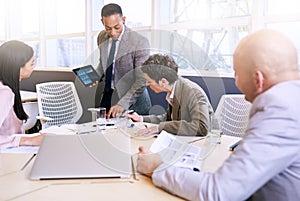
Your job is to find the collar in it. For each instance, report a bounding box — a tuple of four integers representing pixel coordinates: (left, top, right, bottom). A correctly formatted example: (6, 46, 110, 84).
(166, 81, 177, 105)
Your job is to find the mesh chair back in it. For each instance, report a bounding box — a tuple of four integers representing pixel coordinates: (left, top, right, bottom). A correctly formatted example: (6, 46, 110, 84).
(36, 82, 83, 127)
(215, 94, 252, 137)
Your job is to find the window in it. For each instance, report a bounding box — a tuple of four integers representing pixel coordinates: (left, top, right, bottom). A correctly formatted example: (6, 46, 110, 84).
(46, 37, 85, 67)
(1, 0, 299, 73)
(267, 0, 300, 15)
(265, 0, 300, 70)
(8, 0, 39, 39)
(157, 0, 252, 73)
(43, 0, 85, 67)
(44, 0, 85, 35)
(166, 0, 252, 24)
(0, 0, 5, 40)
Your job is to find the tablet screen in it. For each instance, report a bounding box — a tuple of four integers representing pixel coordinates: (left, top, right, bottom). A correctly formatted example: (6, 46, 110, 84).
(73, 65, 100, 87)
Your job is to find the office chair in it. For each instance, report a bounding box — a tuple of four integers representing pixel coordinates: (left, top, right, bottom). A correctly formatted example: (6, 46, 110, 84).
(23, 101, 39, 131)
(215, 94, 252, 137)
(36, 82, 83, 128)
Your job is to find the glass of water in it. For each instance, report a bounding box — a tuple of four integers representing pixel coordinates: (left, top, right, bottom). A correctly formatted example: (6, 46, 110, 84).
(96, 107, 106, 131)
(208, 114, 222, 144)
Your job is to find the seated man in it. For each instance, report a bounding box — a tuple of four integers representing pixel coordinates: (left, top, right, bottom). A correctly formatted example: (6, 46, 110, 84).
(128, 54, 213, 136)
(137, 29, 300, 201)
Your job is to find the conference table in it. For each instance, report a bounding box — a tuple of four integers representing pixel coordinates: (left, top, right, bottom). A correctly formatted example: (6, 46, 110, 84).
(0, 124, 240, 201)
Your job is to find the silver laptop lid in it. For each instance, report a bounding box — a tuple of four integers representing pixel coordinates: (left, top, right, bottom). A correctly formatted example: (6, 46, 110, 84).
(29, 132, 131, 180)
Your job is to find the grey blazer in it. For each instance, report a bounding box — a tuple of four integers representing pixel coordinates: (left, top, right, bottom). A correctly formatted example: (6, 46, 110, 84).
(95, 26, 151, 114)
(143, 77, 213, 136)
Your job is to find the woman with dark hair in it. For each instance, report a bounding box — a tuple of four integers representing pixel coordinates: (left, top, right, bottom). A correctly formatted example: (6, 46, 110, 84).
(0, 40, 43, 148)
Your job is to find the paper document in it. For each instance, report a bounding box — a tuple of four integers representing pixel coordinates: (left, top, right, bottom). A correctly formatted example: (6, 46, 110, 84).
(150, 131, 203, 171)
(1, 146, 39, 154)
(39, 125, 78, 135)
(39, 120, 120, 135)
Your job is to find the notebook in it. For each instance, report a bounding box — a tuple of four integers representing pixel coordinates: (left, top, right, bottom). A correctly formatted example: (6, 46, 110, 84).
(29, 132, 131, 180)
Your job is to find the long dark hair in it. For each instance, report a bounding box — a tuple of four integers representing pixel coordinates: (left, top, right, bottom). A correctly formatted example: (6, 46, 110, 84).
(0, 40, 34, 120)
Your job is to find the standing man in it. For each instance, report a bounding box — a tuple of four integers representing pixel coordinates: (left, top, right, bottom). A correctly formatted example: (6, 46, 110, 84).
(137, 29, 300, 201)
(95, 3, 151, 117)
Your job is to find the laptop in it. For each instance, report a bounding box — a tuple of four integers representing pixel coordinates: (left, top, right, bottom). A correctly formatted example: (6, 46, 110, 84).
(29, 132, 131, 180)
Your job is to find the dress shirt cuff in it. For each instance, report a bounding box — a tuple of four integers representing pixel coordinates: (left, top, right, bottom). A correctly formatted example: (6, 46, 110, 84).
(152, 164, 177, 194)
(152, 163, 168, 186)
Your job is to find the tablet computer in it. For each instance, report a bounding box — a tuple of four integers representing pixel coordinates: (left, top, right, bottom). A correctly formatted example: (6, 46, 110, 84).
(72, 65, 100, 87)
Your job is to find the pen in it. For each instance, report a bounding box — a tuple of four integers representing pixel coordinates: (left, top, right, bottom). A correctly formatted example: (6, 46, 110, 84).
(118, 110, 134, 118)
(229, 140, 241, 151)
(127, 110, 135, 114)
(188, 137, 206, 144)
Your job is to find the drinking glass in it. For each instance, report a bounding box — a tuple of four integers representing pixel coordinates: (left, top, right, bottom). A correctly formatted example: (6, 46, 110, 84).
(96, 107, 106, 131)
(208, 114, 222, 144)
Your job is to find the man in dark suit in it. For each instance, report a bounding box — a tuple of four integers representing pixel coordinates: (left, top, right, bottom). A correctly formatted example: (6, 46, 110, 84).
(95, 3, 151, 117)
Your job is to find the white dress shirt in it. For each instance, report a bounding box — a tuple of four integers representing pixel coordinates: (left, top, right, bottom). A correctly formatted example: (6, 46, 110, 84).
(152, 80, 300, 201)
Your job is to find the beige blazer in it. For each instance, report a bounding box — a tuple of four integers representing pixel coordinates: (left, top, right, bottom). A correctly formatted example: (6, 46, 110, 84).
(143, 77, 213, 136)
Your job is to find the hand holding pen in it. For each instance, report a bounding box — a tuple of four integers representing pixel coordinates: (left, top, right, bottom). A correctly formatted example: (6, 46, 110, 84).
(127, 110, 143, 122)
(126, 110, 158, 137)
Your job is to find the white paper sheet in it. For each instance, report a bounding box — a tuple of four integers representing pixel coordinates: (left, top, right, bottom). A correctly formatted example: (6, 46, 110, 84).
(150, 131, 203, 171)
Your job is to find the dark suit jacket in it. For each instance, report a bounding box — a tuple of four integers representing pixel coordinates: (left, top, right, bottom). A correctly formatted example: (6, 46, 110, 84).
(143, 77, 214, 136)
(95, 26, 151, 114)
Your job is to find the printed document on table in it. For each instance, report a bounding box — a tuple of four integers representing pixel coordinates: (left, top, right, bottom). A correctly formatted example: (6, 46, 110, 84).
(1, 145, 39, 154)
(150, 131, 203, 171)
(0, 146, 39, 154)
(0, 134, 40, 154)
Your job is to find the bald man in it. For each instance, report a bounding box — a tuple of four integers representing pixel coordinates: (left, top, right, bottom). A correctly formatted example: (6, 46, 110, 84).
(136, 29, 300, 201)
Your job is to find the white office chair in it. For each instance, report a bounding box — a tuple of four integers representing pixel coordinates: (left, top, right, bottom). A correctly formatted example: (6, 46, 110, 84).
(23, 101, 39, 131)
(36, 82, 83, 128)
(215, 94, 252, 137)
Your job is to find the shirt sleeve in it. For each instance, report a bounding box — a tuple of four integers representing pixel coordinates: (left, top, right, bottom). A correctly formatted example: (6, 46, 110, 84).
(0, 86, 23, 148)
(0, 87, 14, 127)
(0, 135, 22, 148)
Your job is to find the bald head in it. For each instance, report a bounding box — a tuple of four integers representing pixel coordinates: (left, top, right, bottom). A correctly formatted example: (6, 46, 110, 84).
(234, 29, 299, 102)
(235, 29, 298, 75)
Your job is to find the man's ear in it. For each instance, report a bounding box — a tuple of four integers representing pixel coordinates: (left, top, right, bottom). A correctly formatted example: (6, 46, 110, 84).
(122, 16, 126, 24)
(159, 78, 169, 87)
(254, 70, 264, 93)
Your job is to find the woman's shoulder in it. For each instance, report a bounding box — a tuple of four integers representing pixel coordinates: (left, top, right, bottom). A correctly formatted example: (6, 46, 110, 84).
(0, 83, 14, 103)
